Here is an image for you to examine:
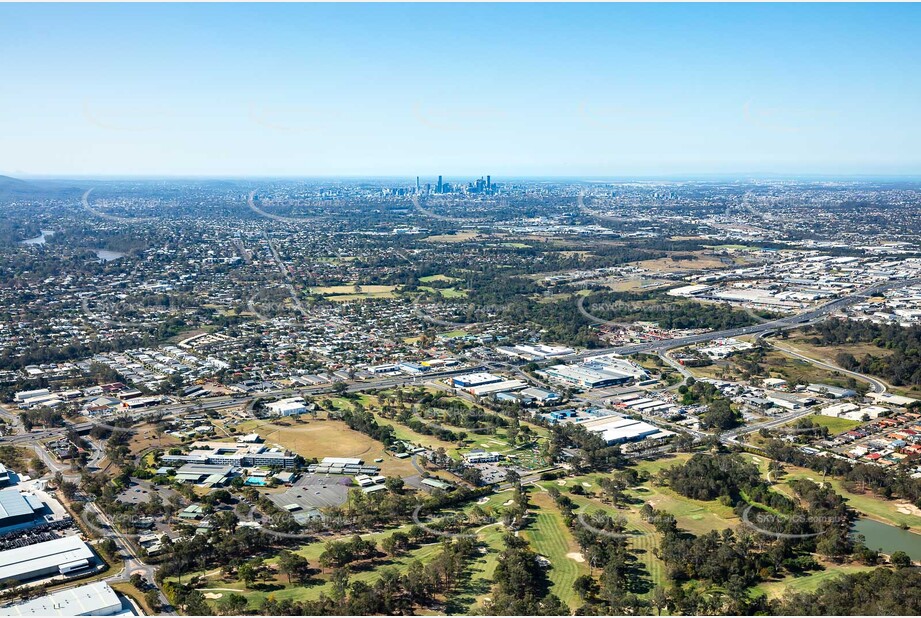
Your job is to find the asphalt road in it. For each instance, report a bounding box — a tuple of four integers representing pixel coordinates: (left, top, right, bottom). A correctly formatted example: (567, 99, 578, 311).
(562, 277, 921, 363)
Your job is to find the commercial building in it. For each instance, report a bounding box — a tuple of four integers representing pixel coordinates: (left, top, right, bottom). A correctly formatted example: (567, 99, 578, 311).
(518, 387, 560, 406)
(307, 457, 379, 475)
(174, 464, 233, 485)
(420, 478, 453, 491)
(465, 379, 528, 397)
(0, 491, 44, 528)
(697, 338, 755, 359)
(0, 466, 10, 487)
(266, 397, 307, 417)
(578, 416, 672, 445)
(495, 344, 573, 360)
(161, 441, 297, 469)
(807, 383, 857, 399)
(767, 392, 815, 410)
(463, 450, 503, 464)
(12, 389, 49, 403)
(820, 402, 860, 418)
(452, 372, 503, 389)
(0, 581, 123, 616)
(667, 284, 713, 298)
(0, 536, 95, 583)
(867, 392, 919, 407)
(539, 364, 633, 389)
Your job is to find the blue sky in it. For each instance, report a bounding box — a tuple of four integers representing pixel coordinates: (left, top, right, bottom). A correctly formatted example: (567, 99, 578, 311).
(1, 3, 919, 177)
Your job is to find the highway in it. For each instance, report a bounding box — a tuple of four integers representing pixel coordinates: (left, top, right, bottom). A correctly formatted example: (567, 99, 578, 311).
(766, 339, 887, 394)
(562, 277, 921, 363)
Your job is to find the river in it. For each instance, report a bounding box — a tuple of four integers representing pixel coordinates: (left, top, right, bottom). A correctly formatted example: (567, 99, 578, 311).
(20, 230, 54, 245)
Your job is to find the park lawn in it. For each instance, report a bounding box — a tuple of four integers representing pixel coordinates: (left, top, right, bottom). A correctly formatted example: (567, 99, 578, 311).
(203, 507, 512, 613)
(367, 409, 460, 454)
(524, 492, 591, 610)
(633, 453, 693, 476)
(419, 274, 459, 283)
(201, 538, 449, 611)
(549, 455, 738, 536)
(326, 292, 398, 302)
(419, 286, 468, 299)
(628, 484, 739, 536)
(792, 414, 862, 435)
(750, 562, 874, 599)
(438, 329, 469, 338)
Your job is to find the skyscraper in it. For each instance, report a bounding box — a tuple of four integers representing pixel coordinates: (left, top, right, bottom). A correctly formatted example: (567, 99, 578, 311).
(437, 175, 443, 194)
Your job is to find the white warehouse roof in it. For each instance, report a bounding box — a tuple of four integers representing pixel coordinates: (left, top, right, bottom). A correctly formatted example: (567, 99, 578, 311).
(0, 581, 122, 616)
(0, 535, 94, 583)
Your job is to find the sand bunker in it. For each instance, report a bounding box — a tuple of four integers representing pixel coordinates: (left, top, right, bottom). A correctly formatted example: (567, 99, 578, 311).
(896, 502, 921, 516)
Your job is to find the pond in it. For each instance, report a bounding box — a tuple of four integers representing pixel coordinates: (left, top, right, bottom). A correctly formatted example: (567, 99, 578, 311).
(852, 517, 921, 561)
(96, 249, 127, 262)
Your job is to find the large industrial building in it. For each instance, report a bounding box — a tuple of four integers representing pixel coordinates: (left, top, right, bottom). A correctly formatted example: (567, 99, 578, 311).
(0, 491, 45, 529)
(465, 379, 529, 397)
(578, 416, 673, 445)
(538, 355, 649, 389)
(0, 535, 95, 584)
(452, 372, 503, 389)
(0, 581, 123, 616)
